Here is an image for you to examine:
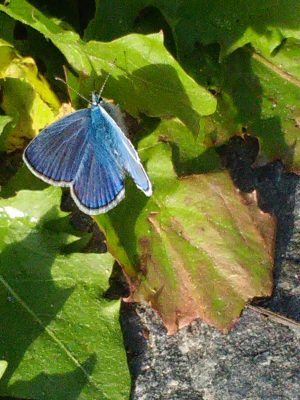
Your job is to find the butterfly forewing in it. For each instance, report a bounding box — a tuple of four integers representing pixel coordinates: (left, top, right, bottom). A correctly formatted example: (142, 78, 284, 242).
(24, 109, 91, 185)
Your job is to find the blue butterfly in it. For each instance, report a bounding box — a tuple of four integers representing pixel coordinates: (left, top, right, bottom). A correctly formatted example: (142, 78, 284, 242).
(23, 92, 152, 214)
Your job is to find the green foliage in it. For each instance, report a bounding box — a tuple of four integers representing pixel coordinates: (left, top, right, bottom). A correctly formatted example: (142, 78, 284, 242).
(84, 0, 300, 57)
(0, 187, 130, 399)
(0, 0, 299, 398)
(203, 47, 300, 170)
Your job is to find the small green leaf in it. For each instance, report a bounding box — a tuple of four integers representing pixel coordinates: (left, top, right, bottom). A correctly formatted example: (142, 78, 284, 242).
(0, 361, 8, 380)
(138, 118, 220, 175)
(0, 187, 130, 400)
(0, 116, 13, 135)
(0, 115, 13, 152)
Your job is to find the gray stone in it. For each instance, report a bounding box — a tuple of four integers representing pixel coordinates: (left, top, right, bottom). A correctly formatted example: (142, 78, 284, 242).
(124, 304, 299, 400)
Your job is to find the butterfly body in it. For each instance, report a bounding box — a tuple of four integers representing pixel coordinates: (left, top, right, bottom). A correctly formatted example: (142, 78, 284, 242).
(23, 93, 152, 214)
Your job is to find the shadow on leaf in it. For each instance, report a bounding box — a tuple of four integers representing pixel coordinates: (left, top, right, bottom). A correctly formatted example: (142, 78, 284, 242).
(0, 208, 97, 399)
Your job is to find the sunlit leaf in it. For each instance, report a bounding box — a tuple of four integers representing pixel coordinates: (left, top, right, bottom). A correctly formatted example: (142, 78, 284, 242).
(0, 361, 8, 380)
(95, 122, 274, 333)
(0, 39, 60, 152)
(0, 187, 130, 400)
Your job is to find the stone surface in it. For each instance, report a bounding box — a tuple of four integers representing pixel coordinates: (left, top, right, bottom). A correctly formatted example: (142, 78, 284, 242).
(122, 304, 299, 400)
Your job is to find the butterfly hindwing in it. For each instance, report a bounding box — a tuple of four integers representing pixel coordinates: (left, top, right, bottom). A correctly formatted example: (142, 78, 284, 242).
(23, 109, 91, 185)
(71, 142, 125, 214)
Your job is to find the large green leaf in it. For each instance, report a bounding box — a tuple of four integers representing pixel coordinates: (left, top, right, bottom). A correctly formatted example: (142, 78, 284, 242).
(95, 121, 274, 333)
(0, 187, 130, 400)
(0, 0, 216, 136)
(84, 0, 300, 57)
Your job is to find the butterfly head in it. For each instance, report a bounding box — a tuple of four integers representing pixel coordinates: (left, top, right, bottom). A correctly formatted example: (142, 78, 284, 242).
(91, 91, 102, 106)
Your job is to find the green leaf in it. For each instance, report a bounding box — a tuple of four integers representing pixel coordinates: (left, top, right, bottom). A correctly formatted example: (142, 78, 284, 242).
(0, 187, 130, 400)
(0, 38, 61, 152)
(84, 0, 141, 42)
(0, 12, 15, 43)
(84, 34, 216, 135)
(0, 115, 13, 152)
(266, 38, 300, 80)
(84, 0, 300, 58)
(0, 39, 15, 73)
(136, 117, 221, 175)
(0, 9, 66, 83)
(202, 46, 300, 171)
(0, 165, 47, 199)
(0, 0, 92, 74)
(95, 124, 274, 333)
(0, 361, 8, 380)
(0, 0, 216, 136)
(0, 116, 13, 134)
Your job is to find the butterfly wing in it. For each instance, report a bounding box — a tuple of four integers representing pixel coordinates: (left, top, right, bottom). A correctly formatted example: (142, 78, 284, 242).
(97, 104, 152, 196)
(71, 141, 125, 214)
(24, 102, 152, 215)
(23, 108, 91, 185)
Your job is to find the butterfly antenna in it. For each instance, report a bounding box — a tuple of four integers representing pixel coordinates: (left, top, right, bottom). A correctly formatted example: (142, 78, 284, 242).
(98, 58, 117, 98)
(55, 77, 92, 104)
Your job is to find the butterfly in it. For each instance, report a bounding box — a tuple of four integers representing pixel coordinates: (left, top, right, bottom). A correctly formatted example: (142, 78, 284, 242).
(23, 92, 152, 214)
